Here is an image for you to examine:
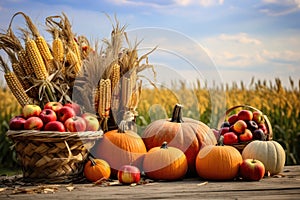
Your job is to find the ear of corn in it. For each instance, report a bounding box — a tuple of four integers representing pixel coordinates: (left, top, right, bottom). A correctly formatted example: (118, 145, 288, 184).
(25, 38, 48, 80)
(69, 39, 82, 66)
(66, 49, 81, 76)
(35, 36, 55, 73)
(4, 72, 31, 107)
(17, 49, 34, 76)
(52, 37, 64, 63)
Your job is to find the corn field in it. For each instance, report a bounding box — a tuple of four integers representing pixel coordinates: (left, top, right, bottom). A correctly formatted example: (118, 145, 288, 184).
(0, 77, 299, 169)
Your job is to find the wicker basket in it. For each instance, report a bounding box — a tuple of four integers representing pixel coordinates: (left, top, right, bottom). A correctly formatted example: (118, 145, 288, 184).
(6, 130, 103, 183)
(218, 105, 273, 153)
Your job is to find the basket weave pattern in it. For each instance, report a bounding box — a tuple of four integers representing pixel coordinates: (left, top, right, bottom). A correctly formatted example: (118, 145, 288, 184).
(7, 130, 102, 183)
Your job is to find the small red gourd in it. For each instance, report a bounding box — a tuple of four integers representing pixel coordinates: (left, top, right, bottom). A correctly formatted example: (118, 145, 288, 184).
(143, 141, 188, 181)
(142, 104, 217, 175)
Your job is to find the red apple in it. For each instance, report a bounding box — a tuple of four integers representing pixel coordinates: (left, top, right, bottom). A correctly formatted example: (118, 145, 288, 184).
(81, 112, 98, 119)
(223, 132, 239, 145)
(117, 165, 141, 184)
(44, 101, 63, 113)
(44, 121, 66, 132)
(64, 102, 82, 116)
(227, 114, 238, 125)
(64, 116, 86, 132)
(253, 111, 264, 124)
(258, 123, 268, 134)
(219, 127, 230, 135)
(24, 116, 44, 130)
(82, 114, 100, 131)
(240, 159, 265, 181)
(9, 116, 26, 130)
(237, 109, 253, 121)
(39, 109, 57, 124)
(232, 120, 247, 134)
(56, 106, 76, 123)
(239, 129, 253, 142)
(22, 104, 42, 119)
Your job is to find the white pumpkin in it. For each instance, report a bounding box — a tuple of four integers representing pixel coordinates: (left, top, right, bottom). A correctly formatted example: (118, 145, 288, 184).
(242, 140, 286, 175)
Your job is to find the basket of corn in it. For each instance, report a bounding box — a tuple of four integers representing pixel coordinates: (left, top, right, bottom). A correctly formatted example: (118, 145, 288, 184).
(0, 12, 156, 183)
(217, 105, 273, 153)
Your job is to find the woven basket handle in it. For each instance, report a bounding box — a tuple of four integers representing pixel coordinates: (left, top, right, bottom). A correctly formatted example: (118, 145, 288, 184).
(218, 104, 273, 140)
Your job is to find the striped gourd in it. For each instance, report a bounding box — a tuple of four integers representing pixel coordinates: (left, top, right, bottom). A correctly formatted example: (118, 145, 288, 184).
(35, 36, 55, 73)
(25, 38, 49, 80)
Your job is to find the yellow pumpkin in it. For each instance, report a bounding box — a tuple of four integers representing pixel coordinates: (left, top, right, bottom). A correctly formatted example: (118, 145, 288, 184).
(242, 140, 286, 175)
(143, 142, 188, 181)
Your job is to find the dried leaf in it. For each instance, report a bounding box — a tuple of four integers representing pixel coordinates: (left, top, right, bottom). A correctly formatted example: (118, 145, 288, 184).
(197, 181, 208, 186)
(0, 188, 7, 192)
(66, 185, 75, 192)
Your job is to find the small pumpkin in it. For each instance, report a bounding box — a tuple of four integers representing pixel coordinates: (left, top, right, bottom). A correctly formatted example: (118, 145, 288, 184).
(96, 121, 147, 177)
(242, 140, 286, 175)
(84, 156, 111, 182)
(143, 142, 188, 181)
(142, 104, 217, 175)
(196, 144, 243, 180)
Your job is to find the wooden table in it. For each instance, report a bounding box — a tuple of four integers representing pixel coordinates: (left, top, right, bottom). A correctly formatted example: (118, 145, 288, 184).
(1, 165, 299, 200)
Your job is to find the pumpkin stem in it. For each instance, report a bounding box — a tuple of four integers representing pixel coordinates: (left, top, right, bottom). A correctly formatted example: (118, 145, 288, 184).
(217, 135, 225, 146)
(118, 120, 127, 133)
(161, 141, 168, 149)
(170, 104, 184, 123)
(88, 155, 96, 166)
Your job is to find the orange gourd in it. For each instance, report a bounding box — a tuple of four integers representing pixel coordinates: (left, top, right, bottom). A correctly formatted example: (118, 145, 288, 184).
(84, 156, 111, 182)
(196, 144, 243, 180)
(143, 142, 188, 181)
(142, 104, 217, 175)
(96, 121, 147, 177)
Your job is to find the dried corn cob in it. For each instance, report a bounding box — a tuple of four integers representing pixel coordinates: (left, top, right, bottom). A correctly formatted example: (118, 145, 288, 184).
(52, 35, 64, 63)
(35, 36, 55, 73)
(69, 39, 82, 66)
(0, 57, 31, 107)
(17, 49, 34, 76)
(110, 63, 120, 93)
(25, 38, 49, 80)
(66, 49, 81, 76)
(110, 63, 120, 112)
(4, 72, 30, 107)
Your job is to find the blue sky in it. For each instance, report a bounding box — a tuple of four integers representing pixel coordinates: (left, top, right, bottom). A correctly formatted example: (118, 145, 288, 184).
(0, 0, 300, 88)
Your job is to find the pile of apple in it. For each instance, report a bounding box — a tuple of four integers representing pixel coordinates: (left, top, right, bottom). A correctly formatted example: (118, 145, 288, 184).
(9, 102, 100, 132)
(219, 109, 268, 145)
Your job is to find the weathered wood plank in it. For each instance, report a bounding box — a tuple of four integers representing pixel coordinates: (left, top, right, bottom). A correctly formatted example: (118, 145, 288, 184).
(1, 166, 300, 200)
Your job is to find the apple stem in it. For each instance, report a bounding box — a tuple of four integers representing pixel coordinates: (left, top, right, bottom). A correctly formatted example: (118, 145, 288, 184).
(170, 104, 184, 123)
(161, 141, 168, 149)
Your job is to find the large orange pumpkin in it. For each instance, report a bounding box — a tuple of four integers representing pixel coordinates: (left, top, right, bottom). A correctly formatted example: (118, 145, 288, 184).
(142, 104, 217, 175)
(143, 142, 188, 181)
(96, 121, 147, 177)
(196, 144, 243, 180)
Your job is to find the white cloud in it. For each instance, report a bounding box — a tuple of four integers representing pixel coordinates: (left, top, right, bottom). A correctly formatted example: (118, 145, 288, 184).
(218, 33, 261, 45)
(109, 0, 224, 7)
(260, 0, 300, 16)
